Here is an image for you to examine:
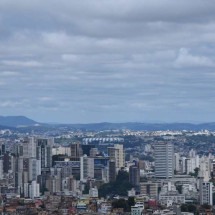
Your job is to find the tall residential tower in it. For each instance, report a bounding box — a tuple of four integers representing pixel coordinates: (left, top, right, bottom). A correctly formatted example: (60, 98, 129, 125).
(154, 142, 174, 179)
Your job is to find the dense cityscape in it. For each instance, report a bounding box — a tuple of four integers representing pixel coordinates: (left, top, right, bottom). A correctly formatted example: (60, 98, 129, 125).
(0, 123, 215, 214)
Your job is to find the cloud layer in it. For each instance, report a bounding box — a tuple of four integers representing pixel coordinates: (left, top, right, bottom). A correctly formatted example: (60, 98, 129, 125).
(0, 0, 215, 123)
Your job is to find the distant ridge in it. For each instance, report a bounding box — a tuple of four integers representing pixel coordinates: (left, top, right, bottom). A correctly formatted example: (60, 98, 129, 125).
(0, 116, 37, 127)
(60, 122, 215, 131)
(0, 124, 13, 130)
(1, 116, 215, 131)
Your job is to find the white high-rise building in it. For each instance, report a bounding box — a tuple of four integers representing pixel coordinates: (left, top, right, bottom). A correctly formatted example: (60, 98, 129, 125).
(199, 156, 211, 182)
(174, 153, 180, 172)
(29, 180, 40, 199)
(23, 137, 37, 158)
(189, 149, 196, 158)
(28, 158, 41, 181)
(200, 181, 213, 205)
(108, 144, 125, 171)
(80, 155, 94, 182)
(0, 159, 3, 179)
(181, 156, 187, 173)
(16, 157, 24, 192)
(154, 142, 174, 179)
(185, 156, 199, 175)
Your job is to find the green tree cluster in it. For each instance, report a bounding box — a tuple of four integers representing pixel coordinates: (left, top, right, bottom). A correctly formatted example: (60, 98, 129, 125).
(99, 170, 132, 197)
(112, 197, 135, 212)
(181, 204, 197, 213)
(189, 167, 199, 178)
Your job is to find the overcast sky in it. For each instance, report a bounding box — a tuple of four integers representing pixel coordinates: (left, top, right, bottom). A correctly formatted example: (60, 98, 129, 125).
(1, 0, 215, 123)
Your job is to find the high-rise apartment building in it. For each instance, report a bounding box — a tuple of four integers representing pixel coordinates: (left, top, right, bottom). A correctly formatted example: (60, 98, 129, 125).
(71, 142, 83, 158)
(129, 165, 140, 188)
(23, 137, 37, 158)
(154, 142, 174, 179)
(108, 160, 116, 182)
(140, 181, 158, 197)
(108, 144, 125, 171)
(13, 137, 53, 195)
(0, 143, 5, 156)
(28, 158, 41, 181)
(174, 153, 180, 172)
(29, 180, 40, 199)
(36, 138, 53, 171)
(80, 155, 94, 182)
(0, 159, 3, 180)
(199, 157, 211, 182)
(212, 159, 215, 179)
(200, 181, 213, 205)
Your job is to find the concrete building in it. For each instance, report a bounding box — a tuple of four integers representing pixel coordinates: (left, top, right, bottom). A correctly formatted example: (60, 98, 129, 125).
(22, 137, 37, 158)
(29, 180, 40, 199)
(80, 155, 94, 182)
(36, 138, 53, 170)
(199, 157, 211, 182)
(159, 182, 185, 205)
(55, 160, 80, 181)
(28, 158, 41, 181)
(185, 156, 199, 175)
(108, 160, 116, 182)
(140, 181, 158, 197)
(159, 191, 185, 206)
(131, 200, 144, 215)
(181, 156, 187, 174)
(0, 159, 3, 179)
(189, 149, 196, 158)
(94, 157, 109, 182)
(90, 148, 98, 157)
(52, 146, 71, 156)
(71, 142, 83, 158)
(131, 205, 144, 215)
(3, 152, 14, 174)
(212, 159, 215, 178)
(24, 180, 40, 199)
(154, 142, 174, 179)
(174, 153, 180, 172)
(200, 181, 213, 205)
(0, 143, 5, 156)
(182, 184, 198, 200)
(108, 144, 125, 171)
(129, 165, 140, 188)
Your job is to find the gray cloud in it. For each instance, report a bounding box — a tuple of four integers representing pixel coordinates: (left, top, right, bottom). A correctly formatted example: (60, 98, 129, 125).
(0, 0, 215, 123)
(174, 48, 215, 68)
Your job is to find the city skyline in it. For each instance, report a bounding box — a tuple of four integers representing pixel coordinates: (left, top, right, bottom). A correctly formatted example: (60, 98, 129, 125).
(1, 1, 215, 123)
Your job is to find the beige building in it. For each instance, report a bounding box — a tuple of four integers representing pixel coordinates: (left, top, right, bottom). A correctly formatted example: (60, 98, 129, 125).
(140, 181, 158, 197)
(71, 142, 83, 158)
(108, 144, 125, 171)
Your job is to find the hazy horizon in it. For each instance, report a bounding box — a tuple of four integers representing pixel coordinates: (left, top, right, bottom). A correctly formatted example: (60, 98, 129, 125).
(1, 115, 215, 125)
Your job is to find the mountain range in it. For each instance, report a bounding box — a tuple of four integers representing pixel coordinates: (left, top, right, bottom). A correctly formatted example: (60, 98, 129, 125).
(1, 115, 215, 131)
(0, 116, 38, 127)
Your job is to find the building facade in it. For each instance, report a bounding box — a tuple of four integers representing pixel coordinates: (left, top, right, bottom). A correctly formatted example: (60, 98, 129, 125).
(154, 142, 174, 179)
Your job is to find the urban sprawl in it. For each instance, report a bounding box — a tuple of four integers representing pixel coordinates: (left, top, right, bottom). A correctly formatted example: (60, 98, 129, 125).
(0, 128, 215, 214)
